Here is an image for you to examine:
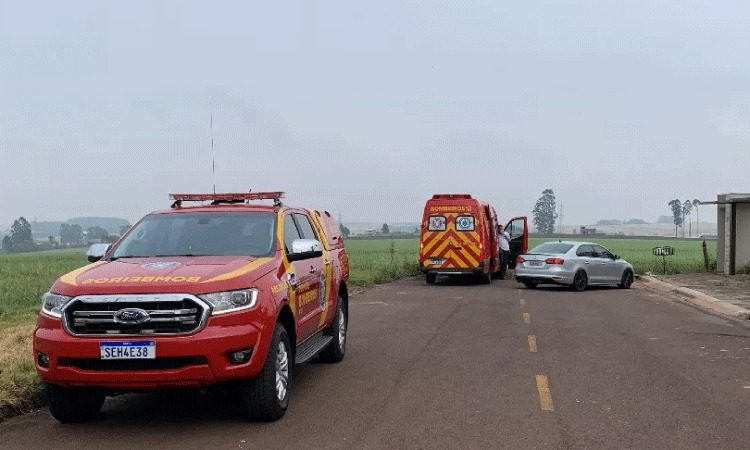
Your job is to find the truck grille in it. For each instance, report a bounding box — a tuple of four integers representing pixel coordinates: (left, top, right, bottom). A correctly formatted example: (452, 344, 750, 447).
(63, 294, 210, 336)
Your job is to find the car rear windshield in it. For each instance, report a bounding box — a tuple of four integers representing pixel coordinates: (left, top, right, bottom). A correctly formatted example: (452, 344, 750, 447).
(111, 212, 276, 258)
(528, 243, 574, 255)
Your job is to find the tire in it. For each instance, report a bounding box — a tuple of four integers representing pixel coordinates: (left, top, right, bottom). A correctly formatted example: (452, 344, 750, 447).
(477, 270, 492, 284)
(571, 270, 588, 292)
(240, 323, 291, 421)
(320, 296, 347, 363)
(425, 273, 436, 284)
(522, 280, 538, 289)
(619, 269, 633, 289)
(46, 384, 105, 423)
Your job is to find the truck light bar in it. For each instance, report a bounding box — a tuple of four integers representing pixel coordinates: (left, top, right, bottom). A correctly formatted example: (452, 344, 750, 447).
(169, 192, 285, 208)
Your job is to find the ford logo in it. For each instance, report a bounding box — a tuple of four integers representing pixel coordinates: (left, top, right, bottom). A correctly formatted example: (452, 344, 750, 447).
(113, 308, 150, 324)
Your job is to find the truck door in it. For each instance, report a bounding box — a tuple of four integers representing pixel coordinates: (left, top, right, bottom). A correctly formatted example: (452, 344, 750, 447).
(505, 216, 528, 269)
(283, 213, 325, 342)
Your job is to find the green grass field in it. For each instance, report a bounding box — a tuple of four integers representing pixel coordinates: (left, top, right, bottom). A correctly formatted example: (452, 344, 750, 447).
(0, 237, 718, 415)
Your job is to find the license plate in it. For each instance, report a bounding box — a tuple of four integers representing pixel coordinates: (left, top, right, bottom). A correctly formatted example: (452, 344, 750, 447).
(528, 260, 543, 267)
(100, 341, 156, 360)
(430, 258, 444, 265)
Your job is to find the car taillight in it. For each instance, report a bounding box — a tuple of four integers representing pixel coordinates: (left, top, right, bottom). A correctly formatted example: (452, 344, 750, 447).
(517, 256, 525, 263)
(545, 257, 564, 265)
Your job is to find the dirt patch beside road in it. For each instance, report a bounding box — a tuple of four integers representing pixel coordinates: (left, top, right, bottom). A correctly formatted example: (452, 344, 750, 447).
(654, 273, 750, 313)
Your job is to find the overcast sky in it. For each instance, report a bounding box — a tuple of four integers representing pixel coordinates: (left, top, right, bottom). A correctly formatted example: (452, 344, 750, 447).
(1, 0, 749, 229)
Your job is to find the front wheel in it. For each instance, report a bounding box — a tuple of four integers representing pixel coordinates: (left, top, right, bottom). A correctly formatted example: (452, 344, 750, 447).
(46, 384, 105, 423)
(240, 323, 291, 421)
(619, 270, 633, 289)
(320, 296, 347, 363)
(571, 270, 588, 292)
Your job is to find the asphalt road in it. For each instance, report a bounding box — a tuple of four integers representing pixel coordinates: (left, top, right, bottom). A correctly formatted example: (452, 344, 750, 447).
(3, 276, 750, 449)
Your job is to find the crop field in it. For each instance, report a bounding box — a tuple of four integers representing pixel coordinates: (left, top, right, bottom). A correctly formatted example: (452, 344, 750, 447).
(527, 237, 718, 275)
(0, 237, 718, 415)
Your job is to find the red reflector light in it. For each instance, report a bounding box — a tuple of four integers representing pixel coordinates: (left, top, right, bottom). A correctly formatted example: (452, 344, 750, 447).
(516, 256, 525, 263)
(545, 257, 564, 265)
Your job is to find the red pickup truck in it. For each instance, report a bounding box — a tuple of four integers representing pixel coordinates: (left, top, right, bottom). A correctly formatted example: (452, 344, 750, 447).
(34, 192, 350, 422)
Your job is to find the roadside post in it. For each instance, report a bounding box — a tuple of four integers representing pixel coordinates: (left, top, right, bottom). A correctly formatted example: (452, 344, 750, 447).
(653, 246, 675, 274)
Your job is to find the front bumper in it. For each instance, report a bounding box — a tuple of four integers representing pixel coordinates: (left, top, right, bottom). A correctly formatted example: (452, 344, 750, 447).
(34, 311, 271, 390)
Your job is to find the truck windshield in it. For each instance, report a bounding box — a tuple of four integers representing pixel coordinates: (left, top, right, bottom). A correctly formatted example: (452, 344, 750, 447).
(111, 212, 276, 258)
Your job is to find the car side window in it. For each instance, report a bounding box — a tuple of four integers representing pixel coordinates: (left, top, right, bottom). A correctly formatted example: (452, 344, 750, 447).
(293, 213, 319, 241)
(594, 245, 611, 258)
(576, 245, 589, 257)
(589, 246, 602, 258)
(283, 215, 301, 255)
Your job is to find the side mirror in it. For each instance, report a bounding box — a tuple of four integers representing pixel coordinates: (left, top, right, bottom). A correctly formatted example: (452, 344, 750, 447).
(614, 255, 621, 260)
(288, 239, 323, 261)
(86, 243, 112, 262)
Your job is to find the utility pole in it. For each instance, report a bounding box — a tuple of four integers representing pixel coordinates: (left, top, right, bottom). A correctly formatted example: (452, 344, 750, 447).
(558, 202, 564, 234)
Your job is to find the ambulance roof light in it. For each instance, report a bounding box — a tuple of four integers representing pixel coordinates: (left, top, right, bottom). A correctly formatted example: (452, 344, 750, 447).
(432, 194, 473, 199)
(169, 192, 285, 208)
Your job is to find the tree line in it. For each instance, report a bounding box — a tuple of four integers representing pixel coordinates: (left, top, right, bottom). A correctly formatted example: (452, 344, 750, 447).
(1, 217, 130, 254)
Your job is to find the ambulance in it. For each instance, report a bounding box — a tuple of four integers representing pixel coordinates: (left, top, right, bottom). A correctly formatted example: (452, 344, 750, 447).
(419, 194, 528, 284)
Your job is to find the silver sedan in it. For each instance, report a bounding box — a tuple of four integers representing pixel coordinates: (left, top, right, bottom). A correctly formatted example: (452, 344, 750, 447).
(514, 241, 635, 291)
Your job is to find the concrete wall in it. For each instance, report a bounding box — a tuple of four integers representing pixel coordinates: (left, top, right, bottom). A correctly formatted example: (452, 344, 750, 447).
(736, 203, 750, 272)
(717, 204, 726, 273)
(716, 194, 750, 274)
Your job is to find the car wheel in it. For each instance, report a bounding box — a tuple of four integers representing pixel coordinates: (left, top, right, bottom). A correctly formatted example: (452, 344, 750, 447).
(522, 281, 538, 289)
(571, 270, 588, 292)
(46, 384, 105, 423)
(619, 269, 633, 289)
(426, 273, 436, 284)
(240, 323, 291, 421)
(320, 296, 347, 363)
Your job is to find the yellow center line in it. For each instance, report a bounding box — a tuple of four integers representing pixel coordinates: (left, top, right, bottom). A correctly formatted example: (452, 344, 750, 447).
(520, 298, 526, 306)
(523, 312, 531, 324)
(536, 375, 555, 411)
(528, 335, 537, 352)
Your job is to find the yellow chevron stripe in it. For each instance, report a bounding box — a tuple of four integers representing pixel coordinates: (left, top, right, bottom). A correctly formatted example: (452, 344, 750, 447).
(58, 261, 108, 286)
(424, 238, 451, 258)
(200, 258, 273, 283)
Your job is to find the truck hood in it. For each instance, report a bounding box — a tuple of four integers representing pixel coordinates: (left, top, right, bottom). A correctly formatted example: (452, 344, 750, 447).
(50, 256, 276, 296)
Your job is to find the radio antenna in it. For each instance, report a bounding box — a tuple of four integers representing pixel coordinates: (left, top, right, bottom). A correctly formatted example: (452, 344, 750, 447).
(210, 102, 216, 194)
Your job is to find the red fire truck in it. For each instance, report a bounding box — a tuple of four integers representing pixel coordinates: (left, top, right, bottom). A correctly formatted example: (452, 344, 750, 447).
(34, 192, 349, 422)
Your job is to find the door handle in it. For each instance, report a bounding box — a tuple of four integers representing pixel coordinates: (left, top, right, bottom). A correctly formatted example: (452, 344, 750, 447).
(309, 267, 317, 274)
(324, 261, 331, 266)
(584, 261, 590, 265)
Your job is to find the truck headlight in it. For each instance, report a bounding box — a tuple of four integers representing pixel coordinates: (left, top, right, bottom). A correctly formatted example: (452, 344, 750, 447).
(199, 288, 259, 315)
(41, 292, 73, 318)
